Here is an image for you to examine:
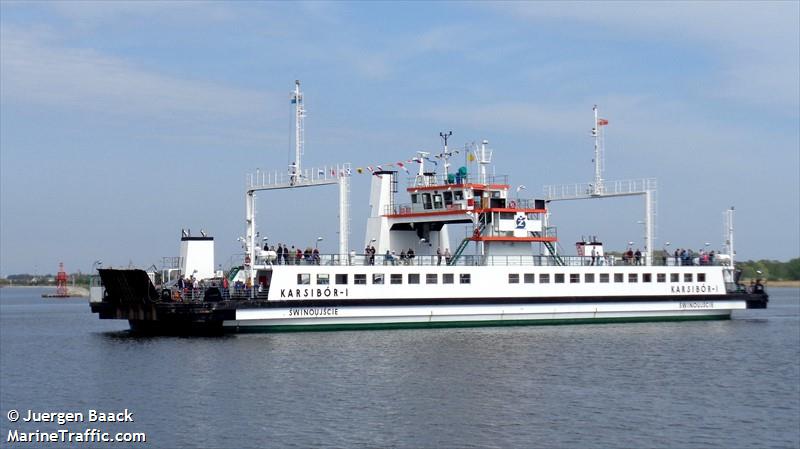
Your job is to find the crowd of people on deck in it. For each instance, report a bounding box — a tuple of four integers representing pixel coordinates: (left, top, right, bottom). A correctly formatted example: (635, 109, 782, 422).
(266, 243, 321, 265)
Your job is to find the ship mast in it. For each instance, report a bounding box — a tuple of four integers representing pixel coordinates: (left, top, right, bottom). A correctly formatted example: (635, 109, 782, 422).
(592, 105, 604, 195)
(290, 80, 305, 182)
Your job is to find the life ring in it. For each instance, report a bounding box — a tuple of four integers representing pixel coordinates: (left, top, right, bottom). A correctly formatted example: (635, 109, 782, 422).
(473, 228, 481, 237)
(509, 201, 517, 209)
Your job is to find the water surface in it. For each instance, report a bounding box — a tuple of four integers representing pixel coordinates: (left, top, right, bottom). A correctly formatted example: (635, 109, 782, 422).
(1, 287, 798, 448)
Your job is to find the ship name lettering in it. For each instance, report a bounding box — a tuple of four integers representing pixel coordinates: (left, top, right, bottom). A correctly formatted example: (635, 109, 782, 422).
(671, 284, 715, 294)
(280, 288, 347, 298)
(679, 301, 713, 309)
(288, 308, 339, 317)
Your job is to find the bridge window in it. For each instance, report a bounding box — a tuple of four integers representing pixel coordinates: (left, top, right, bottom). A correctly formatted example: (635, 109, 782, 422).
(409, 273, 420, 284)
(443, 191, 453, 207)
(508, 273, 519, 284)
(298, 274, 310, 285)
(555, 273, 565, 283)
(433, 194, 443, 209)
(698, 273, 706, 282)
(443, 273, 454, 284)
(391, 274, 402, 285)
(460, 273, 471, 284)
(354, 274, 367, 285)
(422, 193, 432, 210)
(643, 273, 652, 283)
(454, 190, 464, 201)
(657, 273, 666, 283)
(524, 273, 535, 284)
(570, 274, 580, 283)
(684, 273, 693, 282)
(335, 274, 348, 285)
(411, 193, 418, 204)
(671, 273, 679, 282)
(585, 273, 595, 283)
(540, 273, 550, 283)
(373, 274, 384, 285)
(599, 273, 609, 283)
(426, 274, 438, 284)
(628, 273, 638, 283)
(316, 274, 329, 285)
(614, 273, 624, 283)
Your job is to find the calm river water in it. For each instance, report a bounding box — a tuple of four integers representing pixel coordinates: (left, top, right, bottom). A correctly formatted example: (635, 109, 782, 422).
(1, 287, 798, 448)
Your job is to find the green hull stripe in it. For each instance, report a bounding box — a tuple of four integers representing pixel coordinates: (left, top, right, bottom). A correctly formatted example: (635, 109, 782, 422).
(228, 314, 730, 333)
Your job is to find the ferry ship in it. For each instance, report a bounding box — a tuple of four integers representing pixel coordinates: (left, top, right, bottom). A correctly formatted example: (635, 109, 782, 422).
(90, 82, 768, 333)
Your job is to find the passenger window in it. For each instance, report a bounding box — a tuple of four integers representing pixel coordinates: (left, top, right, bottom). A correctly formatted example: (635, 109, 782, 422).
(335, 274, 348, 285)
(443, 273, 454, 284)
(390, 274, 402, 285)
(460, 273, 471, 284)
(373, 274, 384, 285)
(354, 274, 367, 285)
(298, 274, 310, 285)
(408, 274, 420, 284)
(316, 274, 329, 285)
(508, 274, 519, 284)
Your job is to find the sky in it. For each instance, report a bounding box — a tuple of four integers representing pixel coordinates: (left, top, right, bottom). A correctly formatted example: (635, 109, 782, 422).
(1, 1, 798, 276)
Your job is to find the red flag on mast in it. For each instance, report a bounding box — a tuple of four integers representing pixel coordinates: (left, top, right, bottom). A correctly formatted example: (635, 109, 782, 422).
(598, 118, 609, 126)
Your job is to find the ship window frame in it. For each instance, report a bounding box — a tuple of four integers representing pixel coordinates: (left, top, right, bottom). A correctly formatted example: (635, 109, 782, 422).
(422, 193, 433, 210)
(372, 274, 384, 285)
(443, 191, 453, 206)
(540, 273, 550, 284)
(408, 273, 420, 284)
(443, 273, 454, 284)
(569, 273, 580, 283)
(426, 273, 438, 284)
(671, 273, 679, 283)
(555, 273, 565, 284)
(657, 273, 666, 283)
(454, 190, 464, 201)
(335, 274, 348, 285)
(684, 273, 693, 283)
(460, 273, 471, 284)
(508, 273, 519, 284)
(298, 273, 311, 285)
(599, 273, 609, 283)
(698, 273, 706, 282)
(433, 194, 444, 209)
(524, 273, 535, 284)
(614, 273, 624, 283)
(390, 274, 402, 285)
(354, 274, 367, 285)
(316, 274, 329, 285)
(643, 273, 652, 283)
(628, 273, 638, 283)
(585, 273, 595, 283)
(411, 193, 418, 204)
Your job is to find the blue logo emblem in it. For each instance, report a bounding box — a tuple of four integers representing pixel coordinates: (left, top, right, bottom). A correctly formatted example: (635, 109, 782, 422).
(515, 215, 526, 229)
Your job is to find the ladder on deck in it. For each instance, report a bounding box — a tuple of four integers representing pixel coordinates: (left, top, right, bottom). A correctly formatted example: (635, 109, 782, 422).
(449, 218, 486, 265)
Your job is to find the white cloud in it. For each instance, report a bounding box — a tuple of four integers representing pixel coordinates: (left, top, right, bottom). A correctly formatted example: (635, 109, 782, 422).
(489, 1, 800, 114)
(0, 26, 278, 121)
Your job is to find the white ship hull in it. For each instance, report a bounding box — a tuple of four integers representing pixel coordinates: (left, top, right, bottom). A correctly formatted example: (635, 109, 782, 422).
(225, 299, 743, 332)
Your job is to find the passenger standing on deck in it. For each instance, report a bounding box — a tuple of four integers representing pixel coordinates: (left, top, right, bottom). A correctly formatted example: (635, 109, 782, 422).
(634, 249, 642, 265)
(437, 248, 443, 265)
(289, 246, 296, 265)
(369, 245, 376, 265)
(407, 248, 415, 265)
(590, 247, 597, 266)
(445, 248, 452, 265)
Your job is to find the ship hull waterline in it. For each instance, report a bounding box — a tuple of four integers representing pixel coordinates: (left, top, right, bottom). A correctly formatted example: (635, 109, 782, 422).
(110, 297, 754, 334)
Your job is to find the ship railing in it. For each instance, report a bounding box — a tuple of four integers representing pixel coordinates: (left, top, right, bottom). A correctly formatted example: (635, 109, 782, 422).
(265, 253, 732, 267)
(406, 173, 509, 188)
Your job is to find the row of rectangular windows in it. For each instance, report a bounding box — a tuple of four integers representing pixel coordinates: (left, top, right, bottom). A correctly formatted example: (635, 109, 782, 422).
(297, 273, 472, 285)
(508, 273, 706, 284)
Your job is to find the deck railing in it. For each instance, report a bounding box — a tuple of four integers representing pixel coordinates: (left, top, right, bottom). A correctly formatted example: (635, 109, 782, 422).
(260, 253, 730, 267)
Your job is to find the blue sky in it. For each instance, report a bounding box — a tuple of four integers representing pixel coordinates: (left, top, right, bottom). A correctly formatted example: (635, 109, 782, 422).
(1, 1, 798, 275)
